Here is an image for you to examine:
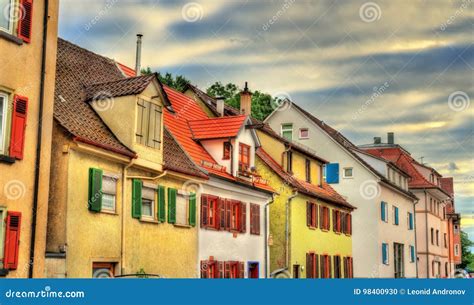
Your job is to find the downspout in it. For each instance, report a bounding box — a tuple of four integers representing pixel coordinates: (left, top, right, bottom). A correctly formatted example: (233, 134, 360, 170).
(285, 191, 298, 271)
(264, 195, 274, 278)
(229, 138, 234, 175)
(29, 0, 49, 278)
(413, 197, 419, 278)
(424, 189, 429, 278)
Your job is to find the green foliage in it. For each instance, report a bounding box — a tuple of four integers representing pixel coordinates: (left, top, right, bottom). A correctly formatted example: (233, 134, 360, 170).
(136, 268, 148, 278)
(139, 68, 190, 92)
(460, 230, 474, 269)
(140, 67, 153, 75)
(206, 81, 277, 121)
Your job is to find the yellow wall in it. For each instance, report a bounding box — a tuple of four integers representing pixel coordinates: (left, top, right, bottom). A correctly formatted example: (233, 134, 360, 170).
(0, 0, 59, 278)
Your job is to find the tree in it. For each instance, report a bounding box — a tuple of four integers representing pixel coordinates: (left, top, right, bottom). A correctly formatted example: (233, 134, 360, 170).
(206, 81, 277, 121)
(459, 230, 474, 269)
(140, 68, 190, 92)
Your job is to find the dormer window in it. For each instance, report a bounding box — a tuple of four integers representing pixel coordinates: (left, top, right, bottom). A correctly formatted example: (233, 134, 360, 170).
(238, 143, 250, 173)
(281, 123, 293, 141)
(136, 98, 162, 149)
(223, 142, 231, 160)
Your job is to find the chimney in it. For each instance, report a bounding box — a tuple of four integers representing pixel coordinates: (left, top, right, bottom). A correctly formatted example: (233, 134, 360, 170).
(374, 137, 382, 144)
(216, 96, 225, 117)
(387, 132, 394, 144)
(135, 34, 143, 75)
(240, 82, 252, 115)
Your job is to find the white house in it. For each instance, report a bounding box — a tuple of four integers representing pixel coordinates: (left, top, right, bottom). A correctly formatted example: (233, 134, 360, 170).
(264, 101, 418, 278)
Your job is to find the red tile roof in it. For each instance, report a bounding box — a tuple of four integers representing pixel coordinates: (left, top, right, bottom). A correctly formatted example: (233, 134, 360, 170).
(256, 147, 354, 209)
(188, 115, 247, 140)
(163, 85, 273, 194)
(116, 62, 137, 77)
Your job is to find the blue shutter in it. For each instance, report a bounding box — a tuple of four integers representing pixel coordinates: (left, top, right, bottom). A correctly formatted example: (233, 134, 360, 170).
(410, 246, 415, 262)
(408, 213, 413, 230)
(382, 243, 388, 264)
(326, 163, 339, 184)
(394, 207, 399, 225)
(381, 202, 386, 221)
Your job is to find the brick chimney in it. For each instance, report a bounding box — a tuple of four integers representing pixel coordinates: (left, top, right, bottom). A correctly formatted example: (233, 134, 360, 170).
(240, 82, 252, 115)
(216, 96, 225, 117)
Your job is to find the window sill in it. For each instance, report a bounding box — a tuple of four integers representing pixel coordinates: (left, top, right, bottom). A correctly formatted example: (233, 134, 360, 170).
(0, 31, 23, 45)
(174, 223, 192, 228)
(100, 210, 118, 216)
(0, 155, 15, 164)
(139, 218, 160, 224)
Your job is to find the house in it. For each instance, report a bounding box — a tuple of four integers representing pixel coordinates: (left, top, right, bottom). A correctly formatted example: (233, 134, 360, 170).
(358, 135, 454, 278)
(264, 101, 419, 278)
(0, 0, 59, 278)
(185, 84, 355, 279)
(45, 39, 207, 278)
(163, 85, 274, 278)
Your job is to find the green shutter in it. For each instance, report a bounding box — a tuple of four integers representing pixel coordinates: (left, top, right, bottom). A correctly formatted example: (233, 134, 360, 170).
(88, 168, 103, 212)
(168, 188, 177, 224)
(189, 192, 196, 226)
(157, 185, 166, 222)
(132, 179, 142, 219)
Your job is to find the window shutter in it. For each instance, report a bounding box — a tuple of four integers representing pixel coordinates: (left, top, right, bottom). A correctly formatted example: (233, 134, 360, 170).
(224, 261, 231, 278)
(326, 163, 339, 184)
(347, 214, 352, 235)
(306, 202, 311, 227)
(381, 201, 386, 221)
(9, 95, 28, 159)
(167, 188, 177, 224)
(225, 199, 231, 231)
(218, 261, 224, 278)
(17, 0, 33, 43)
(394, 207, 399, 225)
(343, 257, 348, 278)
(256, 205, 260, 235)
(314, 204, 318, 228)
(328, 255, 332, 278)
(240, 202, 246, 233)
(157, 185, 166, 222)
(320, 255, 325, 278)
(319, 205, 323, 229)
(201, 195, 208, 227)
(408, 213, 413, 230)
(332, 210, 336, 232)
(4, 212, 21, 270)
(314, 254, 319, 278)
(382, 243, 387, 264)
(239, 262, 245, 278)
(189, 192, 196, 226)
(131, 179, 142, 219)
(88, 168, 103, 212)
(200, 261, 208, 278)
(218, 198, 225, 230)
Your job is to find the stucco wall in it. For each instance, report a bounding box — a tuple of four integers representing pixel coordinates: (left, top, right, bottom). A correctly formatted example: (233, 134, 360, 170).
(0, 0, 58, 278)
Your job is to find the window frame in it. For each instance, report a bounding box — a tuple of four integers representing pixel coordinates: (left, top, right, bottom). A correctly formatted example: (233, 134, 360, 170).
(101, 174, 118, 213)
(0, 92, 8, 155)
(135, 98, 162, 149)
(0, 0, 14, 34)
(223, 141, 231, 160)
(175, 190, 191, 226)
(238, 143, 251, 173)
(342, 167, 353, 178)
(140, 185, 156, 220)
(299, 127, 309, 139)
(281, 123, 293, 141)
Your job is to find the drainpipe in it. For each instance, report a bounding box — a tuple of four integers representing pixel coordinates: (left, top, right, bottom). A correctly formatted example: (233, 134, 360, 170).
(285, 191, 298, 271)
(413, 197, 419, 278)
(424, 189, 429, 278)
(229, 138, 234, 175)
(264, 195, 274, 278)
(28, 0, 49, 278)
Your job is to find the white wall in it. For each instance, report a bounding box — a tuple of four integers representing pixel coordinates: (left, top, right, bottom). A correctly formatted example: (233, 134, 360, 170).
(199, 177, 271, 278)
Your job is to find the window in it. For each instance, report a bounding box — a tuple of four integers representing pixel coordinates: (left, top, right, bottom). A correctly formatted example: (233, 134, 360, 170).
(332, 210, 341, 233)
(0, 92, 8, 155)
(286, 151, 293, 173)
(250, 204, 260, 235)
(293, 264, 300, 278)
(306, 202, 318, 228)
(238, 143, 250, 173)
(343, 167, 353, 178)
(136, 99, 162, 149)
(98, 175, 117, 213)
(201, 195, 218, 229)
(141, 186, 155, 218)
(443, 233, 447, 248)
(306, 252, 319, 278)
(436, 230, 439, 246)
(454, 225, 459, 234)
(382, 243, 389, 265)
(333, 255, 341, 278)
(381, 201, 388, 222)
(92, 262, 115, 278)
(305, 159, 311, 182)
(320, 255, 331, 278)
(393, 206, 399, 225)
(175, 192, 190, 225)
(223, 142, 231, 160)
(299, 128, 309, 139)
(454, 244, 459, 256)
(319, 206, 330, 231)
(394, 243, 404, 278)
(431, 228, 434, 245)
(224, 261, 244, 278)
(281, 123, 293, 140)
(343, 257, 353, 278)
(231, 201, 241, 231)
(248, 262, 259, 278)
(201, 196, 245, 233)
(409, 245, 415, 263)
(0, 0, 14, 33)
(342, 212, 352, 235)
(407, 212, 413, 230)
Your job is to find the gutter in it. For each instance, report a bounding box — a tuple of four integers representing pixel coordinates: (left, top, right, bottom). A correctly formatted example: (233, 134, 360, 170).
(264, 195, 274, 278)
(73, 136, 137, 159)
(29, 0, 49, 278)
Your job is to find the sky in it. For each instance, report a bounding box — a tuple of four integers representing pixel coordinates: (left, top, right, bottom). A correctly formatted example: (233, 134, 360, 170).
(58, 0, 473, 243)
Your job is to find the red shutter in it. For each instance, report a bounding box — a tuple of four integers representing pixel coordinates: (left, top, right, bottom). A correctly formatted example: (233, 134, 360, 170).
(256, 205, 260, 235)
(314, 254, 319, 278)
(218, 198, 225, 230)
(349, 257, 353, 278)
(320, 255, 325, 278)
(17, 0, 34, 42)
(306, 202, 311, 227)
(200, 195, 208, 228)
(314, 204, 318, 228)
(9, 95, 28, 159)
(343, 257, 348, 278)
(348, 214, 352, 235)
(319, 206, 323, 229)
(225, 200, 231, 231)
(224, 261, 231, 278)
(328, 255, 332, 278)
(218, 261, 224, 278)
(306, 253, 313, 278)
(241, 202, 246, 233)
(239, 262, 245, 278)
(4, 212, 22, 270)
(332, 210, 336, 232)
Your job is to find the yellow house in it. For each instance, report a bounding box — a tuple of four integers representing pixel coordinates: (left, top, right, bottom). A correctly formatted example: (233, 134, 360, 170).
(0, 0, 59, 278)
(45, 39, 206, 278)
(185, 85, 355, 278)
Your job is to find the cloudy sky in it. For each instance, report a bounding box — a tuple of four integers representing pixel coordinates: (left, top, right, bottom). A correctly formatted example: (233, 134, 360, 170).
(59, 0, 473, 241)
